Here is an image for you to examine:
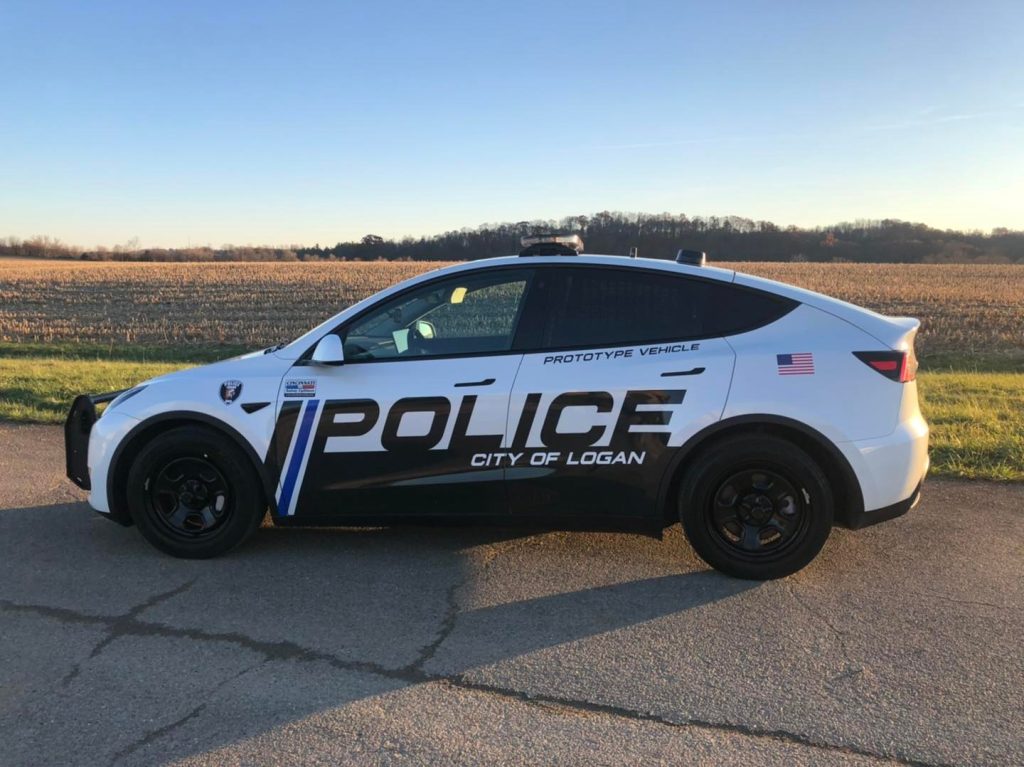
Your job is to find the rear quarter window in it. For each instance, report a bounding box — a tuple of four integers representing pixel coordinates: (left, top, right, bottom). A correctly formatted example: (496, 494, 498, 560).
(537, 266, 796, 350)
(705, 281, 797, 336)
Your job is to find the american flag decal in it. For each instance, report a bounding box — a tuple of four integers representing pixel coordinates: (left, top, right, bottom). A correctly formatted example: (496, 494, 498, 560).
(777, 352, 815, 375)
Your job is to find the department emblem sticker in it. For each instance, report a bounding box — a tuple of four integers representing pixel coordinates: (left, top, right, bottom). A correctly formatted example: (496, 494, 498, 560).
(219, 380, 243, 404)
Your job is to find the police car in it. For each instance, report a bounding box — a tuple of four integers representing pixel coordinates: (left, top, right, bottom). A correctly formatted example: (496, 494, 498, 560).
(65, 235, 929, 579)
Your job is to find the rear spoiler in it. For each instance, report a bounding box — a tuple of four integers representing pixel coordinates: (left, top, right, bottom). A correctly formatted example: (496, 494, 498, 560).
(872, 316, 920, 351)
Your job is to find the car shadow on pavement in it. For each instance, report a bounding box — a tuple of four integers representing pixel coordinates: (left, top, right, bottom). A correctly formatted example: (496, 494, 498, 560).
(0, 501, 758, 765)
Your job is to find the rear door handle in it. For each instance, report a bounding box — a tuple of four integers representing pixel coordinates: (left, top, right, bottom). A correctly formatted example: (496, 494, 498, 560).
(660, 367, 706, 377)
(454, 378, 496, 387)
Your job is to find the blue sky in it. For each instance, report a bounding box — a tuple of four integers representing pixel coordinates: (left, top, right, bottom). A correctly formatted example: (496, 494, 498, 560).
(2, 1, 1022, 247)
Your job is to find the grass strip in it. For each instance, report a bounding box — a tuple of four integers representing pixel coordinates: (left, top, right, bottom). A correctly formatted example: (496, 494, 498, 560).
(0, 356, 1020, 482)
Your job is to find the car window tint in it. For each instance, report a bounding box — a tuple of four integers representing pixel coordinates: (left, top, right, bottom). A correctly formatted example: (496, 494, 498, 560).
(342, 270, 531, 361)
(542, 267, 794, 349)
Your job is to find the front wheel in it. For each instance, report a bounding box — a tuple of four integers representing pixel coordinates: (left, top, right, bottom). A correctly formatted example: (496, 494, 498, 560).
(679, 435, 833, 580)
(126, 426, 265, 558)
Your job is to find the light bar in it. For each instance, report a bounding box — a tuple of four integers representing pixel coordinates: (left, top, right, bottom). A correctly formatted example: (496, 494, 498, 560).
(520, 234, 584, 252)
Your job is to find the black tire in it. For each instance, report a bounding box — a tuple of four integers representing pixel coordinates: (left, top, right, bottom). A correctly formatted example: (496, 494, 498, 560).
(126, 426, 265, 558)
(679, 434, 833, 580)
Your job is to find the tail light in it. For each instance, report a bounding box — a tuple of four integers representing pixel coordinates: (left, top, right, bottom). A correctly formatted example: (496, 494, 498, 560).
(853, 350, 917, 382)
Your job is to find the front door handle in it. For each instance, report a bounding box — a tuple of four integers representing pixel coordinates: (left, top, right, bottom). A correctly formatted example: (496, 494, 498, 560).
(454, 378, 496, 387)
(660, 367, 706, 377)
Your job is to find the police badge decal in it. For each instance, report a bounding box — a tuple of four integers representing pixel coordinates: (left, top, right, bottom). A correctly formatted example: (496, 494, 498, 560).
(220, 380, 243, 405)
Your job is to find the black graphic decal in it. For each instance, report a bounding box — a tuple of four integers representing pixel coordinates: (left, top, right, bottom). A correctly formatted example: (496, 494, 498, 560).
(322, 399, 380, 438)
(309, 398, 380, 461)
(511, 392, 542, 449)
(381, 396, 451, 451)
(540, 391, 614, 450)
(612, 389, 686, 446)
(265, 401, 303, 485)
(449, 395, 503, 453)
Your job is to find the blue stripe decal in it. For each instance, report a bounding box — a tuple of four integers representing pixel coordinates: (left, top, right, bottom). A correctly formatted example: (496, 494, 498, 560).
(278, 398, 319, 516)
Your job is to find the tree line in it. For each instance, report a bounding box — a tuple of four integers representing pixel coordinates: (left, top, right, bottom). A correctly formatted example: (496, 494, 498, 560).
(4, 212, 1023, 263)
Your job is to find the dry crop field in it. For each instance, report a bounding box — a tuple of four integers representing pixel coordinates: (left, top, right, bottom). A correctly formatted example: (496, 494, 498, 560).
(1, 259, 1021, 357)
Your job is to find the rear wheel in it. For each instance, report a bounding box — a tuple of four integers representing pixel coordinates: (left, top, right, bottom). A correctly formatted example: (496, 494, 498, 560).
(679, 435, 833, 579)
(126, 426, 264, 558)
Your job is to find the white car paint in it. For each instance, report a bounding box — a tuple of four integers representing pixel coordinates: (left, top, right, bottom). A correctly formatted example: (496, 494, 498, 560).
(82, 254, 928, 526)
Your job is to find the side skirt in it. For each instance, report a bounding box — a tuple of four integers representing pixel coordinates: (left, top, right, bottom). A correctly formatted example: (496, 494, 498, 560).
(270, 512, 664, 537)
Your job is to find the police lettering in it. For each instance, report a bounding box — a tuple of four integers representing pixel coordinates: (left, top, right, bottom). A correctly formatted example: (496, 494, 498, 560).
(314, 389, 686, 454)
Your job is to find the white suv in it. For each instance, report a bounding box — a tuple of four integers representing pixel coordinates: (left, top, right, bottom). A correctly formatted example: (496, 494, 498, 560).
(66, 238, 928, 579)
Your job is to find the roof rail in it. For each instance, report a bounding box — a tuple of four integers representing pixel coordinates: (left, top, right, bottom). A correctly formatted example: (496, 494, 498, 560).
(519, 234, 584, 257)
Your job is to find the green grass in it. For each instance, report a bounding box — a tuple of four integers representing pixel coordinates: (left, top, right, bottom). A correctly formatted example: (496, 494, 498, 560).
(919, 352, 1024, 374)
(0, 357, 189, 422)
(0, 351, 1021, 482)
(0, 340, 249, 364)
(918, 371, 1024, 481)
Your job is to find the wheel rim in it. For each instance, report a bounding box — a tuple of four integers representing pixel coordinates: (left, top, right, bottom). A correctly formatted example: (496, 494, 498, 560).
(148, 456, 232, 538)
(707, 468, 807, 558)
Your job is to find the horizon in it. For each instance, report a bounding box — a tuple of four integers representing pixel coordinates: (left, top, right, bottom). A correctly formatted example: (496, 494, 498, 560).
(5, 210, 1023, 253)
(2, 2, 1023, 247)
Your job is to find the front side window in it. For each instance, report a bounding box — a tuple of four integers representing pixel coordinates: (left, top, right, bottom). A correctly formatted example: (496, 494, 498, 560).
(341, 269, 531, 361)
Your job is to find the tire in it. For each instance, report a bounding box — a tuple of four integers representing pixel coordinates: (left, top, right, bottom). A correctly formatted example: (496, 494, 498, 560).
(126, 426, 265, 558)
(679, 434, 833, 580)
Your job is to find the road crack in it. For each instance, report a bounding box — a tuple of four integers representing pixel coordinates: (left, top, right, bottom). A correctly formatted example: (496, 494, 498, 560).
(109, 659, 267, 765)
(2, 597, 950, 767)
(784, 581, 865, 684)
(440, 676, 949, 767)
(406, 574, 464, 673)
(904, 590, 1018, 614)
(59, 579, 198, 687)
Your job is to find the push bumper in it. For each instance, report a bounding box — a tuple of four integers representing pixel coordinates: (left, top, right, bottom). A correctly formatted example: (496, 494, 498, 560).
(65, 391, 124, 490)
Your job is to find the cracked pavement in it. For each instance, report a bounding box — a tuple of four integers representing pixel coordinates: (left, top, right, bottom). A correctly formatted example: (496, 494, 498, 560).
(0, 423, 1022, 766)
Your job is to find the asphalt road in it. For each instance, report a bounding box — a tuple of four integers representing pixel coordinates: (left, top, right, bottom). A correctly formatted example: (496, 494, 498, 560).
(0, 423, 1021, 767)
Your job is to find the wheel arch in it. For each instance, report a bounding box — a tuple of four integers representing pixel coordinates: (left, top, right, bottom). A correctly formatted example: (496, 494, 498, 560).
(106, 411, 277, 524)
(658, 415, 865, 528)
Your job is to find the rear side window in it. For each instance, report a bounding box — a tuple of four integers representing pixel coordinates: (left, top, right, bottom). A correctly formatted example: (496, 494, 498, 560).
(537, 267, 794, 349)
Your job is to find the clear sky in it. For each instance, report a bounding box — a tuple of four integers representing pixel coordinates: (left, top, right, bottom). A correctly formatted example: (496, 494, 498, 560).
(2, 1, 1022, 248)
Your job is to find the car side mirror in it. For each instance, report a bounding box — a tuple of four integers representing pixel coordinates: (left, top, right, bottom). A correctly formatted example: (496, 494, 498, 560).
(311, 334, 345, 366)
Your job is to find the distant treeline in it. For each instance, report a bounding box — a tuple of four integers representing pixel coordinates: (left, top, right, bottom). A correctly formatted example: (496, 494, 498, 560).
(4, 212, 1024, 263)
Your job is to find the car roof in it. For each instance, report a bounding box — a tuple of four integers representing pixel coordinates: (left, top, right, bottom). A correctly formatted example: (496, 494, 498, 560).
(438, 254, 739, 283)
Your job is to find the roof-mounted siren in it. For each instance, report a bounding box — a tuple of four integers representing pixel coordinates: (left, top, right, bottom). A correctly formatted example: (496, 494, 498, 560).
(519, 234, 584, 257)
(676, 249, 707, 267)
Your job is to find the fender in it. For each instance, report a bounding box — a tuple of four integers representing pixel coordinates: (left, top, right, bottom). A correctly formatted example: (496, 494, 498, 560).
(107, 410, 280, 522)
(656, 413, 865, 527)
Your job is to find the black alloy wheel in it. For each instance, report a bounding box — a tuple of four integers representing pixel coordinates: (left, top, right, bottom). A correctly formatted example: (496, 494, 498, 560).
(679, 434, 834, 580)
(126, 425, 265, 558)
(708, 468, 808, 556)
(148, 456, 233, 537)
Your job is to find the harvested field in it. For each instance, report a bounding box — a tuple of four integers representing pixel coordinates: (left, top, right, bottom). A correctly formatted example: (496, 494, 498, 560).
(1, 260, 1021, 357)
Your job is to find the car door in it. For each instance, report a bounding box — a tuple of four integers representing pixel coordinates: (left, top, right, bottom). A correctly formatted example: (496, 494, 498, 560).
(272, 267, 534, 520)
(506, 265, 737, 519)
